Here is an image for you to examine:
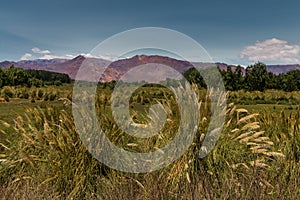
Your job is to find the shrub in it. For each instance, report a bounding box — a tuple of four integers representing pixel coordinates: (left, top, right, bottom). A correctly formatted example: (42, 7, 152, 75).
(4, 95, 9, 102)
(37, 89, 44, 99)
(43, 93, 49, 101)
(49, 93, 56, 101)
(31, 90, 37, 98)
(22, 90, 29, 99)
(1, 87, 14, 98)
(54, 80, 62, 86)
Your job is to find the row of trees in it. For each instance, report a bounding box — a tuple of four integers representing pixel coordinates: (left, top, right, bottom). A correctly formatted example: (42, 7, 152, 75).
(184, 62, 300, 92)
(0, 65, 71, 88)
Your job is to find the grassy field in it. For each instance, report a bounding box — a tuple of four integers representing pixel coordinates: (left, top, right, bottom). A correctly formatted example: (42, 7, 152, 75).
(0, 98, 64, 123)
(0, 85, 300, 199)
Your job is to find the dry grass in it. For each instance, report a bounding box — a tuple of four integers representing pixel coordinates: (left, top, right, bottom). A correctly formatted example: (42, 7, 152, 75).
(0, 87, 299, 199)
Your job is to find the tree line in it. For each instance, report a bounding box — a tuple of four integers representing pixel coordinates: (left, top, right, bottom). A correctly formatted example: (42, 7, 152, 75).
(0, 65, 71, 88)
(184, 62, 300, 92)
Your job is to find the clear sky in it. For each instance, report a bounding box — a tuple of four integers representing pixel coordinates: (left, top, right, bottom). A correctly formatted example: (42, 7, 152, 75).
(1, 0, 300, 65)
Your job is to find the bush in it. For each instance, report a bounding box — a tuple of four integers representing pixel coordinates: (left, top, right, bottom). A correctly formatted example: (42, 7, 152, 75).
(1, 87, 14, 98)
(22, 90, 29, 99)
(4, 95, 9, 102)
(15, 90, 22, 98)
(49, 93, 56, 101)
(31, 90, 36, 98)
(43, 93, 49, 101)
(37, 89, 44, 99)
(54, 80, 62, 86)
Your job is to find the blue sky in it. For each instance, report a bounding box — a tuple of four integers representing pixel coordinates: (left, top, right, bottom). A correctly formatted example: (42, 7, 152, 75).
(1, 0, 300, 65)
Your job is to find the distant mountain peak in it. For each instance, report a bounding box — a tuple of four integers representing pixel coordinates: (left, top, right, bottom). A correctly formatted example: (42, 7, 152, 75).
(135, 55, 147, 61)
(73, 55, 86, 61)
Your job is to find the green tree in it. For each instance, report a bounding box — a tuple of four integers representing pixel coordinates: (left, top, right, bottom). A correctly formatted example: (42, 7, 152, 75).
(0, 68, 7, 88)
(183, 67, 206, 88)
(5, 65, 30, 86)
(245, 62, 269, 91)
(276, 70, 300, 91)
(219, 65, 244, 91)
(233, 65, 244, 90)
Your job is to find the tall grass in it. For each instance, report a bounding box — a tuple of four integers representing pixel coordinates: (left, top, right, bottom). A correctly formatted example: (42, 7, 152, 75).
(0, 87, 299, 199)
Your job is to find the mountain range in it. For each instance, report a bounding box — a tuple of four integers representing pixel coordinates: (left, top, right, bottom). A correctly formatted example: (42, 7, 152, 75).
(1, 55, 300, 82)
